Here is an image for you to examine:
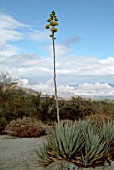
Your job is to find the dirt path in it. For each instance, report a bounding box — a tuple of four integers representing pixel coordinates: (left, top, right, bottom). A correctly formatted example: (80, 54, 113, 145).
(0, 135, 45, 170)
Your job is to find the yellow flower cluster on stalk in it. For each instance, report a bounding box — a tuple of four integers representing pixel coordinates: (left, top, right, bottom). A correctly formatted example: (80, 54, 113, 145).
(45, 10, 58, 40)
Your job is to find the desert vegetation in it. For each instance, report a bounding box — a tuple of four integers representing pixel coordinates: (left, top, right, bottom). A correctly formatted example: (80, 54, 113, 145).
(37, 120, 114, 168)
(6, 116, 45, 137)
(0, 72, 114, 135)
(0, 72, 114, 169)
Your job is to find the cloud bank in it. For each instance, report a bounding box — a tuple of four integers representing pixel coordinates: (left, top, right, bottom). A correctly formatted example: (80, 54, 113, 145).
(0, 13, 114, 98)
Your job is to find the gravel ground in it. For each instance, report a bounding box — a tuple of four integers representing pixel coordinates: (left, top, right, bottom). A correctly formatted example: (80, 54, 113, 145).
(0, 135, 45, 170)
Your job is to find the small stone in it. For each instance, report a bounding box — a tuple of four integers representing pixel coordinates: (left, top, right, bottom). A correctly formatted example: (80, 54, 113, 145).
(45, 160, 78, 170)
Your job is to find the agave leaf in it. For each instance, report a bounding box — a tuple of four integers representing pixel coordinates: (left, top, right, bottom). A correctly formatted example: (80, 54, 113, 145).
(99, 121, 114, 153)
(80, 123, 105, 167)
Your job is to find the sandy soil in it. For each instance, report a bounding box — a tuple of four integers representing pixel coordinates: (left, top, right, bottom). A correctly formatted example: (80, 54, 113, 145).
(0, 135, 45, 170)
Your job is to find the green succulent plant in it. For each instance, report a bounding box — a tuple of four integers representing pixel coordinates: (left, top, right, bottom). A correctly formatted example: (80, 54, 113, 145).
(99, 121, 114, 155)
(81, 125, 105, 166)
(37, 120, 84, 166)
(37, 120, 113, 168)
(47, 120, 84, 159)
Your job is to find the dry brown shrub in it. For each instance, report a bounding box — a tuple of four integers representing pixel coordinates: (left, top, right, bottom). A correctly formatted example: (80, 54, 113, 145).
(85, 114, 113, 128)
(110, 146, 114, 161)
(6, 117, 46, 137)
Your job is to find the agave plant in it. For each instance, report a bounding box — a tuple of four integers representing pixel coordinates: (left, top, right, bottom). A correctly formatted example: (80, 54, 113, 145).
(37, 120, 85, 166)
(37, 143, 52, 166)
(47, 120, 84, 159)
(77, 120, 105, 167)
(98, 121, 114, 161)
(81, 129, 105, 167)
(37, 120, 113, 168)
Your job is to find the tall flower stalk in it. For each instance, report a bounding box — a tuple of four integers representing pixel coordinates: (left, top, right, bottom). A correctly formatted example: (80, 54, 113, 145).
(45, 11, 60, 123)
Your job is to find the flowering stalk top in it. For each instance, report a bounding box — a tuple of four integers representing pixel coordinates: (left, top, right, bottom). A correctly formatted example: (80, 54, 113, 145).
(45, 10, 58, 40)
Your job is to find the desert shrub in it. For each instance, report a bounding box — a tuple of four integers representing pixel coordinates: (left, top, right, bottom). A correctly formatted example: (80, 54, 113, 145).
(37, 120, 114, 168)
(40, 96, 55, 123)
(92, 100, 114, 116)
(6, 117, 46, 137)
(1, 73, 114, 125)
(110, 146, 114, 161)
(59, 97, 95, 121)
(59, 97, 114, 122)
(85, 114, 113, 129)
(0, 116, 7, 134)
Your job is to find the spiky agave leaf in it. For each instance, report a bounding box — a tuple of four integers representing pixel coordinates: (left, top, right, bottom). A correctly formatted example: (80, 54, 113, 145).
(37, 142, 53, 167)
(37, 120, 109, 167)
(79, 121, 105, 167)
(99, 121, 114, 153)
(47, 120, 85, 160)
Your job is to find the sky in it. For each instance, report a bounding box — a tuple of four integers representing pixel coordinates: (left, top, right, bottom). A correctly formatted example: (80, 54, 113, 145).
(0, 0, 114, 98)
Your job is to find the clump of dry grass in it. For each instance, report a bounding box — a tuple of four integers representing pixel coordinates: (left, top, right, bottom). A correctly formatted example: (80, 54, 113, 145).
(6, 117, 46, 137)
(85, 114, 113, 128)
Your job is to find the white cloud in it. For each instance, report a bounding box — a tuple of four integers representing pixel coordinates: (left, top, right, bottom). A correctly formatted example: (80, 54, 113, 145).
(99, 57, 114, 65)
(46, 44, 71, 58)
(26, 79, 54, 95)
(25, 80, 114, 98)
(1, 53, 114, 80)
(30, 30, 49, 41)
(0, 13, 26, 45)
(1, 52, 113, 97)
(0, 29, 23, 45)
(17, 78, 29, 86)
(0, 45, 20, 56)
(0, 13, 25, 29)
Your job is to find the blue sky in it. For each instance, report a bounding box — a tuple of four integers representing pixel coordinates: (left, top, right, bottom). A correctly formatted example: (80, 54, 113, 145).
(0, 0, 114, 97)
